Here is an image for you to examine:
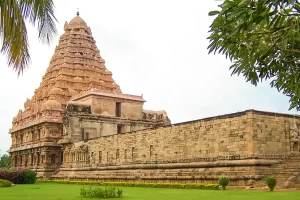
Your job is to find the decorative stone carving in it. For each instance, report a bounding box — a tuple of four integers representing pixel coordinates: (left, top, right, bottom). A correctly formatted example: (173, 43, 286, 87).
(10, 14, 122, 133)
(290, 123, 300, 152)
(283, 172, 300, 188)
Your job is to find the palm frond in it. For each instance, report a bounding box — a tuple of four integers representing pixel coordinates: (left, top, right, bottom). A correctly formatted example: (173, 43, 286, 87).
(0, 0, 58, 75)
(0, 0, 30, 75)
(19, 0, 58, 44)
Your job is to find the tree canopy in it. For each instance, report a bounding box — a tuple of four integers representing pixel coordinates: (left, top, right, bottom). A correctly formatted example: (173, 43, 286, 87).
(0, 154, 10, 168)
(0, 0, 57, 75)
(208, 0, 300, 110)
(0, 150, 10, 168)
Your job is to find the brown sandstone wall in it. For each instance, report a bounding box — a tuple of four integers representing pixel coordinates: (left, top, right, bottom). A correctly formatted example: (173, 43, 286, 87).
(92, 98, 116, 116)
(53, 110, 300, 187)
(90, 97, 143, 119)
(84, 112, 252, 164)
(251, 112, 294, 155)
(120, 102, 143, 119)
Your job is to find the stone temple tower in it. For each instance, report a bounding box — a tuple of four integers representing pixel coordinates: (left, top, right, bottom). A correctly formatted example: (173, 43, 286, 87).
(9, 14, 170, 176)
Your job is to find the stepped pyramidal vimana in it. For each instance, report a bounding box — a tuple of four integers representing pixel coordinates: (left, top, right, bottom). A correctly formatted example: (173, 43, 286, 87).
(8, 13, 300, 188)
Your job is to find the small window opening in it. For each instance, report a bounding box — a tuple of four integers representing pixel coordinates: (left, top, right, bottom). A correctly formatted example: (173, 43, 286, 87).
(116, 102, 121, 117)
(81, 128, 84, 140)
(117, 124, 124, 134)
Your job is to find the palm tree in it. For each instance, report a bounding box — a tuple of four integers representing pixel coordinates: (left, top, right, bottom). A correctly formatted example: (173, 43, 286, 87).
(0, 0, 58, 75)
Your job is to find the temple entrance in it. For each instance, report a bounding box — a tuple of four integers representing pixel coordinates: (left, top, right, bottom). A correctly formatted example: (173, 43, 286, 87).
(51, 154, 56, 164)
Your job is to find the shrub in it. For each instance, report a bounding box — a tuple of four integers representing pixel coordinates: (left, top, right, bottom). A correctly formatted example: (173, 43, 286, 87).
(80, 186, 123, 198)
(38, 180, 219, 190)
(0, 179, 12, 187)
(24, 170, 37, 184)
(265, 176, 276, 192)
(218, 176, 229, 190)
(0, 169, 36, 184)
(0, 169, 25, 184)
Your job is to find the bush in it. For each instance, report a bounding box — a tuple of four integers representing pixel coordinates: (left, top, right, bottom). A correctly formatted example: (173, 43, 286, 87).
(24, 170, 37, 184)
(218, 176, 229, 190)
(0, 179, 12, 187)
(80, 186, 123, 198)
(265, 176, 276, 192)
(0, 169, 36, 184)
(38, 180, 219, 190)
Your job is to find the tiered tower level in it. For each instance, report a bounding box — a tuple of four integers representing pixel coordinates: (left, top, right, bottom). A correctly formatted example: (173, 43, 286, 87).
(11, 14, 121, 132)
(9, 14, 170, 174)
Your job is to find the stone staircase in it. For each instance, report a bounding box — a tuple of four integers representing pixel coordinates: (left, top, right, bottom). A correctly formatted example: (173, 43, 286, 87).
(264, 155, 300, 188)
(45, 167, 61, 180)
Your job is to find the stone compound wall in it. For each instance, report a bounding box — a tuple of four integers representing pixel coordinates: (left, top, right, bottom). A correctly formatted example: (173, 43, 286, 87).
(88, 112, 251, 162)
(53, 110, 300, 187)
(251, 112, 292, 154)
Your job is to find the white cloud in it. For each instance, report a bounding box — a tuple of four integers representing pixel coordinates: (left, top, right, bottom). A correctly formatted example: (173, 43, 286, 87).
(0, 0, 297, 152)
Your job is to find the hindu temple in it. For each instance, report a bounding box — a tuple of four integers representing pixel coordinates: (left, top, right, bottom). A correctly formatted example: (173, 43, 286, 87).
(9, 14, 300, 188)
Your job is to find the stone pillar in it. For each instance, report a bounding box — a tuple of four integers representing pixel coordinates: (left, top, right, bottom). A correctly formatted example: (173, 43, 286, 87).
(63, 150, 67, 165)
(29, 152, 34, 167)
(16, 154, 18, 167)
(34, 130, 38, 141)
(85, 151, 89, 164)
(19, 154, 23, 168)
(45, 148, 53, 168)
(62, 151, 65, 164)
(32, 151, 36, 167)
(24, 152, 28, 167)
(84, 151, 87, 164)
(37, 129, 41, 141)
(75, 152, 78, 163)
(34, 150, 41, 168)
(45, 126, 50, 139)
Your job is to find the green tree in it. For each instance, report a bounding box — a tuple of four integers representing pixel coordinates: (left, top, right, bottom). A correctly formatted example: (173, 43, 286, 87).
(0, 154, 11, 168)
(0, 0, 57, 75)
(208, 0, 300, 110)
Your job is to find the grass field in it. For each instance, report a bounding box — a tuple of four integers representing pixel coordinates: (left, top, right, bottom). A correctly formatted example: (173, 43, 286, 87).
(1, 183, 300, 200)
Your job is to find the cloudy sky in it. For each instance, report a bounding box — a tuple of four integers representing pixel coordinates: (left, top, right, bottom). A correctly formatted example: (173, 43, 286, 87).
(0, 0, 298, 153)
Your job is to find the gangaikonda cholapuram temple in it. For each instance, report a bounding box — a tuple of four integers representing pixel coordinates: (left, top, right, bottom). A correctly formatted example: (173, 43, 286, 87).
(8, 14, 300, 188)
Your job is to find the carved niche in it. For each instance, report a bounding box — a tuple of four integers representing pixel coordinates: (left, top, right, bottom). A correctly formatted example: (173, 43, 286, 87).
(290, 123, 300, 152)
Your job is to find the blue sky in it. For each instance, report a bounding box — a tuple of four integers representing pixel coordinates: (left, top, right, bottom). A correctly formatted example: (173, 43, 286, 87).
(0, 0, 298, 153)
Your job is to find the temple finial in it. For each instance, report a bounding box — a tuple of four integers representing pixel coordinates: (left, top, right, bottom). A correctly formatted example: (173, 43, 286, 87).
(76, 8, 79, 16)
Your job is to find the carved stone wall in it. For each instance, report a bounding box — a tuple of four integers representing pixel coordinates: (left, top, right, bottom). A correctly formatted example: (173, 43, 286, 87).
(90, 98, 144, 119)
(10, 146, 62, 171)
(52, 110, 300, 187)
(120, 102, 144, 119)
(63, 111, 253, 166)
(61, 114, 167, 144)
(10, 123, 62, 150)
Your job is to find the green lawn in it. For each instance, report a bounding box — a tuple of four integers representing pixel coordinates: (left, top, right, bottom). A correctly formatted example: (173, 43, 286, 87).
(1, 183, 300, 200)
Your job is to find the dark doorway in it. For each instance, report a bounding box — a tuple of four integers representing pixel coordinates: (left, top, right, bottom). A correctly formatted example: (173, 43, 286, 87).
(116, 102, 121, 117)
